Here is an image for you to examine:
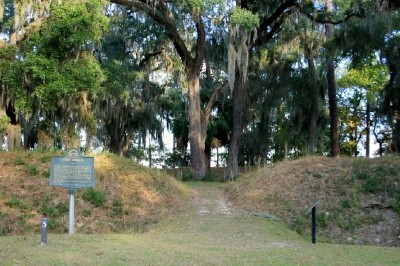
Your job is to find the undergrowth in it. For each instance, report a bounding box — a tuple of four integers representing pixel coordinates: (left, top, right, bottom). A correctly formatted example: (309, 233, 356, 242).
(0, 150, 187, 235)
(226, 156, 400, 246)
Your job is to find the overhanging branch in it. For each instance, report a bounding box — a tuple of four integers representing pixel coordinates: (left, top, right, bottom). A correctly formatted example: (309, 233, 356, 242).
(204, 80, 228, 123)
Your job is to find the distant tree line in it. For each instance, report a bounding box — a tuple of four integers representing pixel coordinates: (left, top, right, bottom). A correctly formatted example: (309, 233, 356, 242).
(0, 0, 399, 179)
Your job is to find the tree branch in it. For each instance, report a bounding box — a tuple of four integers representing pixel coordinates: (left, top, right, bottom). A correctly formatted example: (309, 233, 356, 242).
(255, 0, 296, 46)
(110, 0, 194, 64)
(0, 18, 44, 48)
(204, 80, 228, 123)
(139, 49, 163, 67)
(304, 11, 366, 25)
(254, 0, 366, 47)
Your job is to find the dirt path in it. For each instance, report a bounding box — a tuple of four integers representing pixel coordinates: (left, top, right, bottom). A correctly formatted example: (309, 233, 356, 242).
(191, 183, 236, 216)
(152, 182, 297, 252)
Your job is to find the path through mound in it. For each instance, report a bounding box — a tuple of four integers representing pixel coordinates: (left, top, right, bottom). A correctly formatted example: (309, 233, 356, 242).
(150, 182, 298, 251)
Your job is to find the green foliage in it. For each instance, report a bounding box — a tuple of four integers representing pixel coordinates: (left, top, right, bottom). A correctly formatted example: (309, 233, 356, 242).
(40, 197, 68, 218)
(39, 155, 51, 163)
(176, 0, 225, 15)
(230, 7, 259, 31)
(0, 115, 10, 133)
(290, 212, 308, 235)
(316, 212, 329, 229)
(111, 197, 124, 217)
(39, 0, 108, 59)
(27, 164, 38, 176)
(14, 157, 25, 165)
(202, 174, 216, 182)
(336, 213, 360, 232)
(83, 209, 92, 217)
(82, 188, 106, 208)
(5, 198, 28, 209)
(2, 0, 108, 150)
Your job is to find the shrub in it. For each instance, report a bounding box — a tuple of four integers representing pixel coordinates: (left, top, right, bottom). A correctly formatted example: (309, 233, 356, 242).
(83, 209, 92, 217)
(111, 197, 124, 217)
(14, 157, 25, 165)
(6, 198, 28, 209)
(27, 164, 38, 176)
(40, 197, 68, 218)
(82, 188, 106, 207)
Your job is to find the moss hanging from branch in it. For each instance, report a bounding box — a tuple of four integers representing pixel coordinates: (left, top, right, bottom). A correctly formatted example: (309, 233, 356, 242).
(227, 7, 258, 92)
(0, 0, 4, 23)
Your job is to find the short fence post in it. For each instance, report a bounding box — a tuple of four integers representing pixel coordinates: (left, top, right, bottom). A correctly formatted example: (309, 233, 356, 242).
(40, 217, 48, 245)
(306, 199, 320, 245)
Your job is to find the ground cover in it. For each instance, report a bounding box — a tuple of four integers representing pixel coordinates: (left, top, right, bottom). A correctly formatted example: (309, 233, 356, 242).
(0, 150, 187, 235)
(225, 156, 400, 246)
(1, 183, 399, 265)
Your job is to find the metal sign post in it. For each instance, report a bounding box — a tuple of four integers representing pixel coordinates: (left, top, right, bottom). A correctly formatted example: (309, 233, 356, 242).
(49, 149, 95, 235)
(69, 189, 75, 235)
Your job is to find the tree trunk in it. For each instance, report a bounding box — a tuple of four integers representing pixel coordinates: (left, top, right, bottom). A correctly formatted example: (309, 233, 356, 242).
(366, 100, 371, 157)
(110, 0, 207, 179)
(225, 69, 245, 180)
(204, 142, 211, 175)
(120, 132, 132, 157)
(109, 115, 123, 155)
(187, 68, 206, 180)
(21, 103, 41, 149)
(325, 0, 340, 158)
(305, 50, 318, 155)
(86, 135, 93, 153)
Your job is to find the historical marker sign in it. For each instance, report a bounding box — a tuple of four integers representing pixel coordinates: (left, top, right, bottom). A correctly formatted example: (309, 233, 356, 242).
(49, 148, 95, 234)
(50, 148, 95, 189)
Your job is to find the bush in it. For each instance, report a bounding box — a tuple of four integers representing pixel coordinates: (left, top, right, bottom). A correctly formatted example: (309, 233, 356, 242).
(82, 188, 106, 207)
(111, 197, 124, 217)
(6, 198, 28, 209)
(27, 164, 38, 176)
(40, 198, 68, 218)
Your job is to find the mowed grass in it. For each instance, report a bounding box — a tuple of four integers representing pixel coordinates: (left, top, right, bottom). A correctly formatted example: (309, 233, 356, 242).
(1, 183, 399, 266)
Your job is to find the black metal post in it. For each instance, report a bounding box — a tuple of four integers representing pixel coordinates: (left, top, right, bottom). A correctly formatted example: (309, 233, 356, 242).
(311, 206, 316, 244)
(40, 217, 48, 245)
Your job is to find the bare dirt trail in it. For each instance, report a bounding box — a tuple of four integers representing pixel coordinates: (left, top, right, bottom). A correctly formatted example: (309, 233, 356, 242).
(191, 183, 235, 216)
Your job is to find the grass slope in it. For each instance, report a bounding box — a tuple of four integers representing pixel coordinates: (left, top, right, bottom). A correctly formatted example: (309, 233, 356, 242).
(0, 183, 399, 265)
(0, 150, 187, 235)
(225, 156, 400, 246)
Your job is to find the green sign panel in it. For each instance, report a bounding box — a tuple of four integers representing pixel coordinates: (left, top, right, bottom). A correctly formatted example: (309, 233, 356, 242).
(50, 149, 95, 189)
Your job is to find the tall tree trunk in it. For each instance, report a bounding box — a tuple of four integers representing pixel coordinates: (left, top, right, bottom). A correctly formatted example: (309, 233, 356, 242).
(86, 135, 93, 153)
(120, 132, 132, 157)
(110, 0, 208, 179)
(148, 135, 152, 168)
(109, 115, 123, 155)
(366, 100, 370, 157)
(325, 0, 340, 157)
(204, 142, 211, 175)
(225, 69, 245, 180)
(21, 102, 41, 149)
(187, 68, 206, 180)
(305, 49, 318, 155)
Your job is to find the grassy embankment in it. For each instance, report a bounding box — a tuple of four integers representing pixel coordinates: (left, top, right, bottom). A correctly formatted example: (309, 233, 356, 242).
(0, 150, 187, 235)
(0, 152, 399, 265)
(225, 156, 400, 246)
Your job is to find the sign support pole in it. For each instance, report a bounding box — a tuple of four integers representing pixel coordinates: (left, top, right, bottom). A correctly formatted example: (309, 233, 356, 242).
(312, 206, 316, 244)
(69, 189, 75, 235)
(305, 199, 320, 244)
